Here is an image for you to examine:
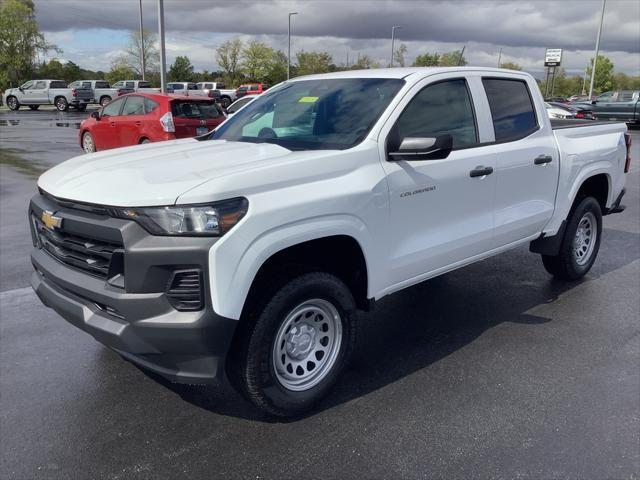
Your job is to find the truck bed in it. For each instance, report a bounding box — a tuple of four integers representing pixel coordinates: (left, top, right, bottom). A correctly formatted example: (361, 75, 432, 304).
(550, 119, 621, 129)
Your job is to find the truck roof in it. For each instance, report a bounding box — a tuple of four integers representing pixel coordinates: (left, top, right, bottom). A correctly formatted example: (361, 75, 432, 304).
(290, 66, 529, 81)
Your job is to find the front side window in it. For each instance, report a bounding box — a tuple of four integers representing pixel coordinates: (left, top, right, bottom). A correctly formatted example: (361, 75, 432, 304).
(482, 78, 538, 142)
(212, 78, 404, 151)
(393, 79, 478, 149)
(20, 81, 34, 89)
(101, 97, 124, 117)
(121, 96, 145, 115)
(125, 81, 135, 88)
(597, 92, 614, 102)
(112, 81, 124, 88)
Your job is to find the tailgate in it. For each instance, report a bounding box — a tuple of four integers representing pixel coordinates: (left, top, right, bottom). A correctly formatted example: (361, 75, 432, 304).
(74, 88, 94, 101)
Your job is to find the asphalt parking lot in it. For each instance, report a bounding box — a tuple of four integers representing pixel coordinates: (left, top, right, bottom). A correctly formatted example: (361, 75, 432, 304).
(1, 108, 639, 479)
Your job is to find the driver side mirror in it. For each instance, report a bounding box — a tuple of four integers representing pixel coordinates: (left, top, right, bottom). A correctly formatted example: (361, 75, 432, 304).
(18, 87, 24, 92)
(388, 134, 453, 161)
(91, 111, 101, 120)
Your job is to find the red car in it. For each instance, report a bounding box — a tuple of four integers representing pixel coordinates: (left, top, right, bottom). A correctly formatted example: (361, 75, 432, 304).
(235, 83, 269, 99)
(79, 93, 226, 153)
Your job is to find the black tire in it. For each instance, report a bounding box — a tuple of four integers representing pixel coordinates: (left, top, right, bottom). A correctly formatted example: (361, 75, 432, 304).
(220, 96, 232, 109)
(229, 272, 357, 417)
(28, 105, 40, 111)
(99, 96, 111, 107)
(139, 138, 150, 144)
(541, 196, 602, 280)
(77, 104, 87, 112)
(6, 96, 20, 110)
(55, 96, 69, 111)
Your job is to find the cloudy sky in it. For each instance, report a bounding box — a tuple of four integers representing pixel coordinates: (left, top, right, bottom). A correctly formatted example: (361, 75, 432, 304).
(36, 0, 640, 78)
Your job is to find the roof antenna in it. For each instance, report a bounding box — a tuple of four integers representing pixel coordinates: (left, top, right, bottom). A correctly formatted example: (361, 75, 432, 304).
(458, 46, 466, 66)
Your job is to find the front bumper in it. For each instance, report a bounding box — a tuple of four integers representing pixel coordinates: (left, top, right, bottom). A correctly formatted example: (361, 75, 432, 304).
(29, 192, 237, 384)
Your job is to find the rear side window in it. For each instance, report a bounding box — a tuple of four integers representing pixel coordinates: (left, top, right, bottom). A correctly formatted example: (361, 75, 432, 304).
(217, 83, 226, 89)
(394, 79, 478, 148)
(188, 83, 198, 90)
(482, 78, 538, 142)
(34, 81, 47, 89)
(121, 96, 145, 115)
(95, 81, 110, 88)
(125, 82, 135, 88)
(171, 101, 221, 119)
(138, 81, 151, 88)
(50, 81, 67, 88)
(143, 97, 160, 113)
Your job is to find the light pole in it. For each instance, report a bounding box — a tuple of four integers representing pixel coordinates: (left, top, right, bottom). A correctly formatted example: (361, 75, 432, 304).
(288, 12, 298, 79)
(588, 0, 606, 99)
(157, 0, 166, 93)
(139, 0, 145, 80)
(390, 25, 400, 67)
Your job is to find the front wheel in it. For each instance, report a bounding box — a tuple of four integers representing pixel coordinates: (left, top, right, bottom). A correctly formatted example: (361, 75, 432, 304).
(229, 272, 357, 417)
(6, 96, 20, 110)
(82, 131, 96, 153)
(541, 196, 602, 280)
(220, 96, 231, 109)
(55, 97, 69, 111)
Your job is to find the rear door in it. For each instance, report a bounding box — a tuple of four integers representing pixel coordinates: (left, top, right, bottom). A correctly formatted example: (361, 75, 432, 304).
(118, 95, 148, 145)
(93, 97, 126, 150)
(480, 76, 559, 246)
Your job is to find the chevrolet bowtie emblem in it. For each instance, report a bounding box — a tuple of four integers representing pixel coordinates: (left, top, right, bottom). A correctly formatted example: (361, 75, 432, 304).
(42, 210, 62, 230)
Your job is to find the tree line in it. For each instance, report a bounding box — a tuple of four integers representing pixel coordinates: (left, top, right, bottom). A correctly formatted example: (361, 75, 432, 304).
(2, 0, 639, 96)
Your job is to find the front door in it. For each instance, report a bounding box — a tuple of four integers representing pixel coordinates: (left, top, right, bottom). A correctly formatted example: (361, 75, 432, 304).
(118, 95, 147, 146)
(380, 76, 496, 287)
(93, 97, 126, 150)
(29, 80, 48, 104)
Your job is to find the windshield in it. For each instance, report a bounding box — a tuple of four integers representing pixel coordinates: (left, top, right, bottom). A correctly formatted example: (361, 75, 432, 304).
(211, 78, 404, 151)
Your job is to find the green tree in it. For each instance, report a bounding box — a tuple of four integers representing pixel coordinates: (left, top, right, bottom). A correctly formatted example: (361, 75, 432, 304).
(412, 52, 440, 67)
(439, 50, 467, 66)
(241, 41, 275, 81)
(106, 63, 135, 85)
(37, 58, 65, 80)
(350, 53, 380, 70)
(168, 55, 195, 82)
(216, 38, 243, 86)
(265, 50, 287, 85)
(500, 61, 522, 71)
(0, 0, 58, 90)
(295, 50, 333, 76)
(586, 55, 614, 94)
(393, 43, 407, 67)
(114, 29, 159, 79)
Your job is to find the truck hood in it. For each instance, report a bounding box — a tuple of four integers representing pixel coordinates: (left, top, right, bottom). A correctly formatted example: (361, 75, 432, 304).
(38, 139, 300, 206)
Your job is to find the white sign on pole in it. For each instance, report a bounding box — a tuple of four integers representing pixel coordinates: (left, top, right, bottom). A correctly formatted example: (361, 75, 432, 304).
(544, 48, 563, 67)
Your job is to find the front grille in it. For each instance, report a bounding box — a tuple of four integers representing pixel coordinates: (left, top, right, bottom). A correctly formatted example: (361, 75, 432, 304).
(33, 215, 123, 279)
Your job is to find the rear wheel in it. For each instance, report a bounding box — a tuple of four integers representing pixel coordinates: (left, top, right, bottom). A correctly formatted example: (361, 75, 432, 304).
(82, 131, 96, 153)
(28, 105, 40, 111)
(229, 272, 357, 417)
(99, 96, 111, 107)
(541, 196, 602, 280)
(139, 138, 150, 144)
(55, 96, 69, 111)
(220, 96, 232, 109)
(6, 96, 19, 110)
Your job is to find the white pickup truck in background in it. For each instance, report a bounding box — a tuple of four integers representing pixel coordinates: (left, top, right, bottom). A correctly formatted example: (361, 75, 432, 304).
(30, 67, 630, 417)
(196, 81, 237, 108)
(69, 79, 122, 106)
(111, 80, 161, 94)
(3, 79, 93, 111)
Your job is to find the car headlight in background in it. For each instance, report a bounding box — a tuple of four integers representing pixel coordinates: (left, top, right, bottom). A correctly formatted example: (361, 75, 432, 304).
(114, 197, 248, 236)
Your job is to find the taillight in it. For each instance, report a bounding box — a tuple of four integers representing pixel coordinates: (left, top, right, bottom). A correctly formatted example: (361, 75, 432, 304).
(575, 111, 584, 118)
(159, 111, 175, 133)
(72, 88, 77, 97)
(624, 133, 631, 173)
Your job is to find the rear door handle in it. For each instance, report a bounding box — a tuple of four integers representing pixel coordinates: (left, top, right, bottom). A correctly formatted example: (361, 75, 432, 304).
(469, 166, 494, 178)
(534, 155, 553, 165)
(110, 122, 116, 127)
(135, 121, 141, 126)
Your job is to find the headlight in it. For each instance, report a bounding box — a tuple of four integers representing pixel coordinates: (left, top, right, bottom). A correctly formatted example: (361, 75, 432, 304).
(114, 197, 248, 236)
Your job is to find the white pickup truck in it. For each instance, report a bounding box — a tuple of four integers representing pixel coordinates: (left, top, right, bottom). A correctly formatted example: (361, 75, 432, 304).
(111, 80, 161, 94)
(196, 82, 236, 108)
(29, 67, 630, 417)
(3, 79, 93, 111)
(69, 79, 122, 106)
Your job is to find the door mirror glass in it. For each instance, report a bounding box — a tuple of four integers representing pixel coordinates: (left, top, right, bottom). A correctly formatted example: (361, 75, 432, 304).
(388, 134, 453, 161)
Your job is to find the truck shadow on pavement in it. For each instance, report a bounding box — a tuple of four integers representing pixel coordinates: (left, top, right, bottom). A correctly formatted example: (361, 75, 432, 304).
(148, 227, 639, 422)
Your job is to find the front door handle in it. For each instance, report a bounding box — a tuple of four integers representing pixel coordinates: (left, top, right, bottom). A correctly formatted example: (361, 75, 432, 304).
(110, 122, 116, 127)
(135, 121, 141, 126)
(469, 166, 494, 178)
(534, 155, 553, 165)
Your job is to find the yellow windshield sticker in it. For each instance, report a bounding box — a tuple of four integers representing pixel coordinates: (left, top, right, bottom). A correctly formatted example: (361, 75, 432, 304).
(298, 96, 319, 103)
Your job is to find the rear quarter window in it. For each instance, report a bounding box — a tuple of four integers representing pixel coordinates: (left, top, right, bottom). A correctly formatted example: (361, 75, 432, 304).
(482, 78, 538, 142)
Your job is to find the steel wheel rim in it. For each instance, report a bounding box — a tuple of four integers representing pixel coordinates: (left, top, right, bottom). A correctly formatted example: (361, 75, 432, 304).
(8, 98, 17, 109)
(272, 298, 343, 392)
(573, 211, 597, 266)
(83, 133, 94, 152)
(56, 99, 65, 110)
